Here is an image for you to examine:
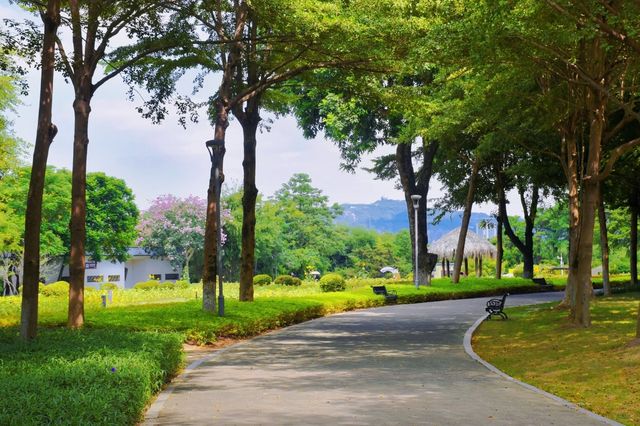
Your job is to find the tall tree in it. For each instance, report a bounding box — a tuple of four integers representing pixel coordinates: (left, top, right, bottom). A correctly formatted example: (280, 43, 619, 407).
(123, 0, 409, 306)
(15, 0, 60, 340)
(290, 69, 439, 285)
(43, 0, 180, 327)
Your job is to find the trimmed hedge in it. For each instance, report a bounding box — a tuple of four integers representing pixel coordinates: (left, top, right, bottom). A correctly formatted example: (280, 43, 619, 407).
(0, 328, 183, 425)
(319, 273, 346, 292)
(40, 281, 69, 297)
(274, 275, 302, 286)
(100, 282, 119, 290)
(253, 274, 273, 286)
(133, 281, 161, 290)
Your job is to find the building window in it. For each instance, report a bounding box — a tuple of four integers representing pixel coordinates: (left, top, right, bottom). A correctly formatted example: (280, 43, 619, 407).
(87, 275, 103, 283)
(108, 275, 121, 282)
(149, 274, 161, 281)
(85, 261, 97, 269)
(165, 273, 179, 280)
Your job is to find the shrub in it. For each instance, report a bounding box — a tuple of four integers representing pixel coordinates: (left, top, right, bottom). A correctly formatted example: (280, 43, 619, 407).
(174, 280, 190, 289)
(40, 281, 70, 297)
(319, 273, 346, 292)
(274, 275, 302, 286)
(253, 274, 273, 286)
(100, 282, 119, 290)
(133, 280, 161, 290)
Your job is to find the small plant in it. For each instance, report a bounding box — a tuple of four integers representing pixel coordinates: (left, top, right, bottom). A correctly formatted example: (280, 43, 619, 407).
(173, 280, 190, 289)
(100, 282, 119, 290)
(40, 281, 70, 297)
(134, 280, 161, 290)
(274, 275, 302, 286)
(319, 273, 346, 292)
(253, 274, 273, 286)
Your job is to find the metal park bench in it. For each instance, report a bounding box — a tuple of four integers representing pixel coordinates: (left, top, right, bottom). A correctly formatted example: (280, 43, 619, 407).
(371, 285, 398, 303)
(485, 293, 509, 320)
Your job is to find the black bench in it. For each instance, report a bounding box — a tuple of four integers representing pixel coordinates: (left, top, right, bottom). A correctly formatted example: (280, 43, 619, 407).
(532, 277, 554, 290)
(485, 293, 509, 320)
(372, 285, 398, 303)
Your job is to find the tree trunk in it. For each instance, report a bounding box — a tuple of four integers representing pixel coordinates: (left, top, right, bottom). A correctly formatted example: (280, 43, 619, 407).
(474, 257, 480, 277)
(464, 258, 468, 276)
(441, 258, 445, 277)
(68, 96, 91, 328)
(631, 201, 638, 286)
(452, 159, 480, 283)
(20, 0, 60, 341)
(499, 184, 538, 279)
(571, 63, 608, 327)
(598, 186, 610, 295)
(238, 111, 260, 302)
(396, 141, 438, 286)
(446, 259, 450, 277)
(479, 257, 483, 277)
(561, 134, 581, 310)
(496, 218, 503, 279)
(202, 101, 228, 313)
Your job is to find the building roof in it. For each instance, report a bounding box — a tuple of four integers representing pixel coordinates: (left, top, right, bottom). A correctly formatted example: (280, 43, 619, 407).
(127, 247, 153, 257)
(429, 227, 497, 260)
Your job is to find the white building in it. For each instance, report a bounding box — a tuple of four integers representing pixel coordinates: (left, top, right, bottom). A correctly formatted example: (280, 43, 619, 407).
(61, 247, 180, 289)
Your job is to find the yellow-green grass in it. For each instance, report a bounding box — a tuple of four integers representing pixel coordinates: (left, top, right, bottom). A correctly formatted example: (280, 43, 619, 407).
(473, 293, 640, 426)
(0, 277, 559, 337)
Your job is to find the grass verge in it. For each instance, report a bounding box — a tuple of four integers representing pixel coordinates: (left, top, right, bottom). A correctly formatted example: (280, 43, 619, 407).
(473, 293, 640, 426)
(0, 328, 183, 425)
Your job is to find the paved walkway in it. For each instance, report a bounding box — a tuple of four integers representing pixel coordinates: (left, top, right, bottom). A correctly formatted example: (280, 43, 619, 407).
(146, 292, 614, 425)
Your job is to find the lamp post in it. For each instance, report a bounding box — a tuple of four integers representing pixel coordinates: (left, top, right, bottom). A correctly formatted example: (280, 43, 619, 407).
(411, 194, 422, 289)
(206, 139, 225, 316)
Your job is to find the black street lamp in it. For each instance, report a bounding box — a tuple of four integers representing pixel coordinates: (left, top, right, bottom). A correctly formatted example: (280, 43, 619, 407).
(206, 139, 225, 317)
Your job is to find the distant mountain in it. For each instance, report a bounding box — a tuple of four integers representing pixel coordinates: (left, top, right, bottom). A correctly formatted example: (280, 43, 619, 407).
(336, 198, 496, 241)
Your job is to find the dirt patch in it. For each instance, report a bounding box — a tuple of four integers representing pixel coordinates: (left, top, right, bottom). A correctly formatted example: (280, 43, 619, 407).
(183, 337, 244, 365)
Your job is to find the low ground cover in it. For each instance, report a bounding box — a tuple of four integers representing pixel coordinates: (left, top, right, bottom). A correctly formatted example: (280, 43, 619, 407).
(473, 293, 640, 426)
(0, 328, 182, 425)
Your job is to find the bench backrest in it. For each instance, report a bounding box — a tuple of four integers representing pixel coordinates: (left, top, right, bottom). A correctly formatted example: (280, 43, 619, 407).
(487, 293, 508, 309)
(372, 285, 388, 295)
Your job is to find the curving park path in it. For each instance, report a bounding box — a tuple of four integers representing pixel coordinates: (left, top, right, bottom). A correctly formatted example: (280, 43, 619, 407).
(145, 293, 619, 425)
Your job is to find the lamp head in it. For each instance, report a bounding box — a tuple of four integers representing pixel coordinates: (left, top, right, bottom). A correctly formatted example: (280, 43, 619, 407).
(411, 194, 422, 209)
(205, 139, 225, 160)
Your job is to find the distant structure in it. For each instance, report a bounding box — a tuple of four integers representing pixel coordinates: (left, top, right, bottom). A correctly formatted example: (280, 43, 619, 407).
(61, 247, 179, 288)
(429, 228, 497, 277)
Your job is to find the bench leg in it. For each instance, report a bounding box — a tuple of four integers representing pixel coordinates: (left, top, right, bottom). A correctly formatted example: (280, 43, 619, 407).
(499, 312, 508, 320)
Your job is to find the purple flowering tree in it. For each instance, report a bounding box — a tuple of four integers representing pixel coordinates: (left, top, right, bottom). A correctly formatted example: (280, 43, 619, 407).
(137, 194, 219, 282)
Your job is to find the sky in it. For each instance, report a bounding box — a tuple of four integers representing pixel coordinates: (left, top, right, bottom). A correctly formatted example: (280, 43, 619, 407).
(1, 2, 523, 216)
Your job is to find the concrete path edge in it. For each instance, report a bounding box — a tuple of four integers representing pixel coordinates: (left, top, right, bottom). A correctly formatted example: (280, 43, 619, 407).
(463, 314, 624, 426)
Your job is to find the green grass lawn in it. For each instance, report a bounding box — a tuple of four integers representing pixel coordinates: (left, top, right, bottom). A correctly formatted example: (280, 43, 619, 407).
(0, 275, 627, 425)
(473, 293, 640, 426)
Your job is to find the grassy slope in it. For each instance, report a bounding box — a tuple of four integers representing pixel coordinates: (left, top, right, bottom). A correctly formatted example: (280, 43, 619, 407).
(473, 293, 640, 426)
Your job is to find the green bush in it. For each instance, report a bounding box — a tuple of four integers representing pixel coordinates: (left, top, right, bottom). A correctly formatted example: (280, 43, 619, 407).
(174, 280, 190, 289)
(133, 281, 161, 290)
(319, 273, 346, 292)
(253, 274, 273, 286)
(0, 328, 182, 425)
(100, 282, 119, 290)
(40, 281, 70, 297)
(159, 282, 176, 290)
(274, 275, 302, 286)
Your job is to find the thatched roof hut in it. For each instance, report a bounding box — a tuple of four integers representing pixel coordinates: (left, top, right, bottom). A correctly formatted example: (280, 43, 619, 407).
(429, 227, 497, 260)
